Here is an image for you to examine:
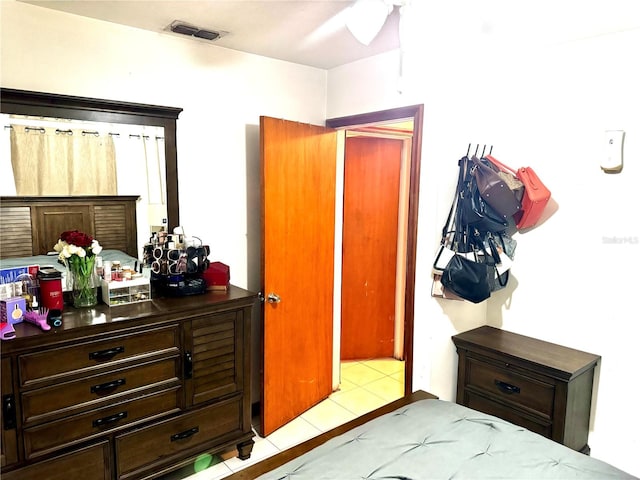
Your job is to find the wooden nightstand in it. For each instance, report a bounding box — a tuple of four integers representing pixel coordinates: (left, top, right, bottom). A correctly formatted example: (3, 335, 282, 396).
(452, 326, 600, 454)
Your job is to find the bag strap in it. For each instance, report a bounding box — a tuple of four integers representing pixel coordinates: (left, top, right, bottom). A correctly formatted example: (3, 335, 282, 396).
(486, 233, 510, 287)
(496, 268, 510, 287)
(485, 154, 516, 175)
(440, 157, 468, 243)
(486, 235, 501, 263)
(433, 157, 469, 269)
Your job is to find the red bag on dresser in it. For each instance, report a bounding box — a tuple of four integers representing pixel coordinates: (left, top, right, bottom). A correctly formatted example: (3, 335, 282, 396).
(485, 155, 551, 230)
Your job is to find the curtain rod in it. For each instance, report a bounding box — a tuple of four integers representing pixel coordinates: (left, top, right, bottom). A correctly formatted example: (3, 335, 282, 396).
(4, 125, 164, 140)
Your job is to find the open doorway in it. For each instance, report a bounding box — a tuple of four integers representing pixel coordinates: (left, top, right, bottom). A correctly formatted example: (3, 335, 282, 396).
(336, 123, 414, 405)
(327, 106, 423, 398)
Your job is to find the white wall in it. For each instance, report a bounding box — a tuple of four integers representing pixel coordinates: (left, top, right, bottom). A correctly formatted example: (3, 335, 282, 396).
(328, 2, 640, 475)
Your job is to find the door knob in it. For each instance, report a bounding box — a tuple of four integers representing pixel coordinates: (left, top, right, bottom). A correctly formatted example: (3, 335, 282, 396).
(266, 293, 281, 303)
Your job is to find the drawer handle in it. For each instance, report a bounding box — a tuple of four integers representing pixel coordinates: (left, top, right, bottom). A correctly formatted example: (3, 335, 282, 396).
(495, 380, 521, 395)
(170, 426, 199, 442)
(92, 411, 127, 428)
(184, 351, 193, 379)
(91, 378, 126, 394)
(89, 346, 124, 361)
(3, 394, 16, 430)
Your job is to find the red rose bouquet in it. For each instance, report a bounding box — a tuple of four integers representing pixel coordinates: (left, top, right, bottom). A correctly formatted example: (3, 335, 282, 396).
(53, 230, 102, 308)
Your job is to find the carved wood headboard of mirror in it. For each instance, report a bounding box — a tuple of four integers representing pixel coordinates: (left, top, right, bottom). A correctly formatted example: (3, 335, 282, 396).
(0, 88, 182, 239)
(0, 195, 139, 259)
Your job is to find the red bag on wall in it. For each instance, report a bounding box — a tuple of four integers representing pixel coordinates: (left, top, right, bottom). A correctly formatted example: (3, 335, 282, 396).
(485, 155, 551, 230)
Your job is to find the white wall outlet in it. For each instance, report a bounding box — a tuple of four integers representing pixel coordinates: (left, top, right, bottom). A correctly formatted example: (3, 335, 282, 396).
(602, 130, 624, 172)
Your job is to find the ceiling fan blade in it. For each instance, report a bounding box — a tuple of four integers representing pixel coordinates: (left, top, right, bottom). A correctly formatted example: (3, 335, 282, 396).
(346, 0, 394, 46)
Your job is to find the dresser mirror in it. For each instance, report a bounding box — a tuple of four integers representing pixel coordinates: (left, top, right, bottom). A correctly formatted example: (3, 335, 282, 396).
(0, 88, 182, 254)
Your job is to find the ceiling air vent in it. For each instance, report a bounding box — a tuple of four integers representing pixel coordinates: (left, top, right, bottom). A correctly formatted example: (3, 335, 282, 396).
(168, 21, 226, 41)
(194, 29, 220, 41)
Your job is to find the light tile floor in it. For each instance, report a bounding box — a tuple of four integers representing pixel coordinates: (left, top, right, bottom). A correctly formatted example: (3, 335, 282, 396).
(164, 358, 404, 480)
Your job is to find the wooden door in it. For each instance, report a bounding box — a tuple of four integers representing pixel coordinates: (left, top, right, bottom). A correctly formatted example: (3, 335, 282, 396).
(341, 136, 403, 360)
(260, 116, 337, 436)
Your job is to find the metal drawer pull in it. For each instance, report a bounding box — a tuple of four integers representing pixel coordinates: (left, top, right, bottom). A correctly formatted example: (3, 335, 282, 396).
(91, 378, 126, 394)
(89, 346, 124, 361)
(495, 380, 521, 394)
(170, 426, 199, 442)
(3, 394, 16, 430)
(184, 351, 193, 379)
(92, 411, 127, 428)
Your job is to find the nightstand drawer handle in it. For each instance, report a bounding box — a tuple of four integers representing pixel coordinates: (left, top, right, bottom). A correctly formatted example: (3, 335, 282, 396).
(170, 426, 199, 442)
(495, 380, 521, 394)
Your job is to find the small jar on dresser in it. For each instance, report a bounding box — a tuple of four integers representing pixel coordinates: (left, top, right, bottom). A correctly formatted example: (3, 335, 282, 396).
(452, 326, 600, 455)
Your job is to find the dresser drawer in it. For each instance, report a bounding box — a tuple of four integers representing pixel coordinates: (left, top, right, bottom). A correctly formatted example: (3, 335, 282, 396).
(19, 325, 180, 387)
(1, 440, 112, 480)
(466, 391, 552, 438)
(23, 387, 180, 459)
(466, 357, 555, 418)
(21, 356, 180, 425)
(116, 396, 243, 479)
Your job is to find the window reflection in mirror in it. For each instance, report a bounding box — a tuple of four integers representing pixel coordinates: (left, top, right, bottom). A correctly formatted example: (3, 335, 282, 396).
(0, 114, 168, 258)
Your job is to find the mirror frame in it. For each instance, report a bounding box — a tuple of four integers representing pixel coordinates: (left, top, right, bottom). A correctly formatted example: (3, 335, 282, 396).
(0, 88, 182, 229)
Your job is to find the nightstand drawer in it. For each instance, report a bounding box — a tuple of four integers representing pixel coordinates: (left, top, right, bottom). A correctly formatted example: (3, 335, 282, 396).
(466, 391, 552, 438)
(466, 357, 555, 418)
(116, 396, 243, 478)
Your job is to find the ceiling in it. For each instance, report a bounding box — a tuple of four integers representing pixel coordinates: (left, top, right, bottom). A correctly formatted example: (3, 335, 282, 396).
(20, 0, 401, 70)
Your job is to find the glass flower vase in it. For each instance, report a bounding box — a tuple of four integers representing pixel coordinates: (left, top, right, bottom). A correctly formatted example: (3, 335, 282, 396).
(68, 255, 98, 308)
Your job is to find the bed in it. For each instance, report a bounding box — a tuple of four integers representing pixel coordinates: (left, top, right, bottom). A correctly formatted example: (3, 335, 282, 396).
(226, 391, 636, 480)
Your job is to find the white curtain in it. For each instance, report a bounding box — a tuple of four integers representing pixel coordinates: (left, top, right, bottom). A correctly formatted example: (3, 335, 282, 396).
(9, 125, 117, 195)
(112, 125, 167, 257)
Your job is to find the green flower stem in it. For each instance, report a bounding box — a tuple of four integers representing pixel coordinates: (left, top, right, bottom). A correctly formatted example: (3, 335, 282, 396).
(69, 255, 97, 308)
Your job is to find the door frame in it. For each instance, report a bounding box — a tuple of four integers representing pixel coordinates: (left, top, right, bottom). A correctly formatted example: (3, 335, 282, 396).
(326, 104, 424, 395)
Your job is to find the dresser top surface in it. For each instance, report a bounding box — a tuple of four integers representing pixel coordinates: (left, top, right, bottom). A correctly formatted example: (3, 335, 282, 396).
(452, 326, 600, 378)
(1, 285, 256, 354)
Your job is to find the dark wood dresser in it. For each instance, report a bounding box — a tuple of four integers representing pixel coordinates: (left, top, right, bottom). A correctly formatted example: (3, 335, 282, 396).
(452, 326, 600, 454)
(0, 286, 256, 480)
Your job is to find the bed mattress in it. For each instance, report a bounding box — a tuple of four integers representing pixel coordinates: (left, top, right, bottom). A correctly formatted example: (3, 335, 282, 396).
(257, 399, 636, 479)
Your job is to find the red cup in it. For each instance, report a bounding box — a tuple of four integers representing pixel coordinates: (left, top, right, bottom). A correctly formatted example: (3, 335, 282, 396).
(38, 268, 64, 311)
